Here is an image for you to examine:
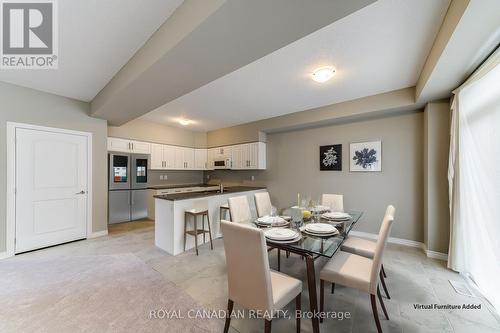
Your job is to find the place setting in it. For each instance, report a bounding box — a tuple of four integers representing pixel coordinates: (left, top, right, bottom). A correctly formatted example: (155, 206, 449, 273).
(264, 228, 302, 244)
(301, 223, 339, 238)
(321, 211, 352, 224)
(254, 215, 290, 228)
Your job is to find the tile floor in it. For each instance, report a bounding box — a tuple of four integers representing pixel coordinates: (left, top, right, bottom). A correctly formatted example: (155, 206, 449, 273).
(8, 220, 500, 333)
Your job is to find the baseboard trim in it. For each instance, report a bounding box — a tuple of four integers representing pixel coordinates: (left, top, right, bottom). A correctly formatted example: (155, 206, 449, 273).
(423, 244, 449, 261)
(0, 251, 13, 259)
(349, 230, 448, 261)
(88, 230, 108, 239)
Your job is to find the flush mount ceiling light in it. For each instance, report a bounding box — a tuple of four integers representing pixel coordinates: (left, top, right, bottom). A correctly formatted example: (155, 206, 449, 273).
(312, 66, 336, 83)
(178, 118, 191, 126)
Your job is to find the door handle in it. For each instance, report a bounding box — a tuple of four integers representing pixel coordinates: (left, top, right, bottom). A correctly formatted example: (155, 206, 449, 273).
(75, 190, 86, 195)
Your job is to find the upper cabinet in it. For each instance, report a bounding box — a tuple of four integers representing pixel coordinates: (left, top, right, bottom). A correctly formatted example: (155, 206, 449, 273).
(108, 137, 265, 170)
(107, 137, 151, 154)
(231, 142, 266, 170)
(194, 149, 208, 170)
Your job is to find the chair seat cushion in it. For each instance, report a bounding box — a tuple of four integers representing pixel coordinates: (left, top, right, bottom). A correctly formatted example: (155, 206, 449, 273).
(319, 251, 372, 293)
(270, 270, 302, 310)
(341, 236, 376, 259)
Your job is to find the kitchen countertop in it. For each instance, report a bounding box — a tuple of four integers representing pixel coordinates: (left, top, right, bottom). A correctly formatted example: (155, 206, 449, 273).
(153, 186, 266, 201)
(147, 183, 216, 190)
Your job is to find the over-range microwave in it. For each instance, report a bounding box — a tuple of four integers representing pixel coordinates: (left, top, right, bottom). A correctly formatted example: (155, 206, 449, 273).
(213, 158, 232, 169)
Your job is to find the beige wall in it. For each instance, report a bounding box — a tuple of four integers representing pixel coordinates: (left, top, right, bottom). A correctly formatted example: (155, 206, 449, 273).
(0, 82, 108, 253)
(108, 119, 206, 148)
(207, 87, 416, 147)
(424, 101, 451, 253)
(208, 111, 424, 242)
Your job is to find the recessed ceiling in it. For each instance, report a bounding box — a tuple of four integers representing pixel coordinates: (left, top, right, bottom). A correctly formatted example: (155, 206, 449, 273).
(0, 0, 183, 101)
(141, 0, 450, 131)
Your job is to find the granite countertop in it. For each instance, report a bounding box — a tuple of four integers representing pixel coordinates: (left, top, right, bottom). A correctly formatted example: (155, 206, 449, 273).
(153, 186, 266, 201)
(147, 184, 216, 190)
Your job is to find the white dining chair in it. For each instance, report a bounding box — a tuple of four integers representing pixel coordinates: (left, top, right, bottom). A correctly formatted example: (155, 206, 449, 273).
(221, 220, 302, 333)
(321, 194, 344, 212)
(319, 205, 395, 333)
(340, 205, 395, 298)
(228, 195, 252, 223)
(254, 192, 272, 217)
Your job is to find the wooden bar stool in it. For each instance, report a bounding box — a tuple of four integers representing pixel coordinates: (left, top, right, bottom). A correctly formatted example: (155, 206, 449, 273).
(220, 203, 231, 221)
(184, 209, 213, 255)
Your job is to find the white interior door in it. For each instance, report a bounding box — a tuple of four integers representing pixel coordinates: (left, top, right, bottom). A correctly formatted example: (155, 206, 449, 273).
(15, 128, 88, 253)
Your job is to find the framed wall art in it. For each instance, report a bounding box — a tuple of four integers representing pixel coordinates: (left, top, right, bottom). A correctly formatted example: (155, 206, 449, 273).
(320, 144, 342, 171)
(349, 141, 382, 172)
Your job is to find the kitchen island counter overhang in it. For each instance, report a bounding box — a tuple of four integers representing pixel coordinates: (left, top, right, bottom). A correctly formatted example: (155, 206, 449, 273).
(154, 186, 266, 255)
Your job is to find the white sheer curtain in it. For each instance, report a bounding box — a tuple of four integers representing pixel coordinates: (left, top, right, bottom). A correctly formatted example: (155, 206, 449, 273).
(448, 49, 500, 312)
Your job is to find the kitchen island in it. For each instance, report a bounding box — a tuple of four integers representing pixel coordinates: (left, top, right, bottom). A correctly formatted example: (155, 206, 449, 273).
(154, 186, 266, 255)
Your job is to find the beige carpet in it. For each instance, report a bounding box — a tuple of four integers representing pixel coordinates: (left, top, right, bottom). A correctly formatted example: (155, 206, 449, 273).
(0, 253, 223, 333)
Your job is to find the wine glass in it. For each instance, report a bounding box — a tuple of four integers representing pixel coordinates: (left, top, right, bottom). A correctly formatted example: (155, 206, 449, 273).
(270, 206, 278, 217)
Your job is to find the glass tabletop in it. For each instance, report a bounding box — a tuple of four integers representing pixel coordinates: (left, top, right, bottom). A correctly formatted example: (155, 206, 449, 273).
(241, 211, 363, 258)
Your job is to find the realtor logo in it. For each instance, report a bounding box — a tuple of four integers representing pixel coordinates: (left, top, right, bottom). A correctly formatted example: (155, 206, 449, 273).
(1, 0, 58, 69)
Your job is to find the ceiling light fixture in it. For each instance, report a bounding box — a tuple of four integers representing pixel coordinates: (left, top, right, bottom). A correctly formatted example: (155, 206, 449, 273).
(312, 66, 336, 83)
(178, 118, 191, 126)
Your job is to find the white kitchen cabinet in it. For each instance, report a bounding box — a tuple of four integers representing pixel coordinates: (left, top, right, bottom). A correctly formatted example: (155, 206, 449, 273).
(107, 137, 130, 152)
(150, 144, 164, 169)
(212, 146, 231, 159)
(230, 145, 243, 169)
(173, 146, 195, 169)
(230, 142, 266, 169)
(207, 148, 216, 169)
(184, 148, 195, 169)
(109, 136, 266, 170)
(174, 147, 184, 169)
(107, 137, 151, 154)
(129, 140, 151, 154)
(164, 146, 175, 169)
(194, 149, 208, 170)
(150, 144, 176, 170)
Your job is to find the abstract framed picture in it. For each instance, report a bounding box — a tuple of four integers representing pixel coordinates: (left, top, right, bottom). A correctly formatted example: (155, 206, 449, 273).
(349, 141, 382, 172)
(320, 144, 342, 171)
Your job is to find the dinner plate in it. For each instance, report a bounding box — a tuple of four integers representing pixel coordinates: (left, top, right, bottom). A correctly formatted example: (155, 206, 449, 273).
(280, 215, 292, 221)
(322, 212, 351, 220)
(255, 221, 289, 228)
(266, 234, 302, 244)
(264, 228, 298, 241)
(305, 223, 337, 234)
(302, 229, 339, 237)
(257, 216, 287, 225)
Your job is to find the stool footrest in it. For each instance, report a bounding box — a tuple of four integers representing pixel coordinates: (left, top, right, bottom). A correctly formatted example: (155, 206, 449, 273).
(186, 229, 210, 236)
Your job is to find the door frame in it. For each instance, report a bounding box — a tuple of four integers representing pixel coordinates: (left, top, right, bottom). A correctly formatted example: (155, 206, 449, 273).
(6, 122, 93, 257)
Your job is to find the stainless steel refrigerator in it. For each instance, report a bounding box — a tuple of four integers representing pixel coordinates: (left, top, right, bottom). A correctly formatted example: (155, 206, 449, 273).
(108, 153, 149, 224)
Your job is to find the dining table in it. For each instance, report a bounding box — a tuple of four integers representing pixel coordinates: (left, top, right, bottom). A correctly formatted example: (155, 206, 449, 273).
(241, 210, 363, 333)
